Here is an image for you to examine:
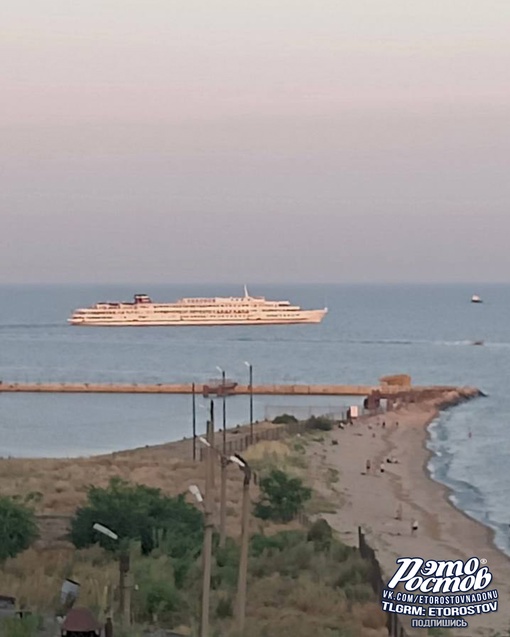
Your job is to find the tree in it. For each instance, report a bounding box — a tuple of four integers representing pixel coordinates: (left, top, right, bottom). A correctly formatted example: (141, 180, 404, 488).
(254, 470, 311, 522)
(70, 477, 203, 558)
(0, 496, 38, 562)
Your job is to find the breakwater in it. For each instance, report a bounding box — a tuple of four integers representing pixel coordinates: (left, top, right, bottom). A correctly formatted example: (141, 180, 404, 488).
(0, 382, 375, 395)
(0, 381, 478, 398)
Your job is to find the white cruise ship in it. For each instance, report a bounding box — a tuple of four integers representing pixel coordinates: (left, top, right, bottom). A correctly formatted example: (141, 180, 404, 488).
(68, 287, 328, 326)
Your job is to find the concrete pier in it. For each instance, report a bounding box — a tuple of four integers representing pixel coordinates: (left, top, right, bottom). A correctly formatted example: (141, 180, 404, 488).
(0, 382, 375, 396)
(0, 381, 466, 397)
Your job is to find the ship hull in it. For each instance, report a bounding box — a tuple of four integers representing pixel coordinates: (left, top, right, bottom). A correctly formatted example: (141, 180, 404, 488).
(68, 314, 326, 327)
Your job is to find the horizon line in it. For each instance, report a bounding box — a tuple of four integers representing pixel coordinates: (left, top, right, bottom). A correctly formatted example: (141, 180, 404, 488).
(0, 281, 508, 287)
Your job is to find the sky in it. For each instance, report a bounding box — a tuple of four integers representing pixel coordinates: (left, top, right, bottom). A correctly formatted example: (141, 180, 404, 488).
(1, 0, 509, 284)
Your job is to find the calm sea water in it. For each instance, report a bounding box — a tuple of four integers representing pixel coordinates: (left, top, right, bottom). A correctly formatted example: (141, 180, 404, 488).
(1, 283, 509, 553)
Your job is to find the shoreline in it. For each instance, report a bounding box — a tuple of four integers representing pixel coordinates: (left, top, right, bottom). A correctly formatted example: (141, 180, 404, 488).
(306, 393, 510, 636)
(422, 413, 500, 561)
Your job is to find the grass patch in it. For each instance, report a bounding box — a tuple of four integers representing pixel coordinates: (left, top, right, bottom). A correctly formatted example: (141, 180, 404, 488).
(0, 615, 41, 637)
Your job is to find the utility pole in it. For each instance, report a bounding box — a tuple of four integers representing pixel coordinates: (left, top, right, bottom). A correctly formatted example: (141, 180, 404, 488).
(207, 400, 215, 487)
(216, 367, 227, 546)
(245, 362, 253, 444)
(201, 425, 214, 637)
(219, 454, 228, 547)
(199, 432, 228, 549)
(231, 456, 252, 634)
(216, 366, 227, 453)
(118, 545, 131, 626)
(192, 382, 197, 461)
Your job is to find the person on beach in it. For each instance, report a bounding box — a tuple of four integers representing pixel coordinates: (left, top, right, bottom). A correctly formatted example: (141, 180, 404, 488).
(380, 462, 385, 474)
(366, 459, 371, 474)
(411, 519, 419, 536)
(382, 421, 386, 428)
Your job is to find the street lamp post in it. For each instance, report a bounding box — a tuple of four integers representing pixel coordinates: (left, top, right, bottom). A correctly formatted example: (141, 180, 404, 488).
(215, 366, 227, 453)
(200, 432, 226, 548)
(244, 362, 253, 443)
(219, 453, 229, 548)
(230, 454, 252, 634)
(216, 366, 228, 548)
(92, 523, 132, 627)
(207, 400, 215, 487)
(192, 382, 197, 461)
(188, 483, 212, 637)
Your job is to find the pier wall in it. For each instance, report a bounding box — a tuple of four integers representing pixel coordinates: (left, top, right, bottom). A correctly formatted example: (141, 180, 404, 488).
(0, 381, 472, 399)
(0, 382, 377, 396)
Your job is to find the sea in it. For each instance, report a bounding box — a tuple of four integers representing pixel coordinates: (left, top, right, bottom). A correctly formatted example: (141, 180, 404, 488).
(0, 283, 509, 554)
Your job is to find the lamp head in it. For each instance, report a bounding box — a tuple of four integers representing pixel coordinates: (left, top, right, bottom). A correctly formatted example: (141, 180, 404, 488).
(188, 484, 204, 503)
(93, 523, 118, 541)
(229, 454, 247, 468)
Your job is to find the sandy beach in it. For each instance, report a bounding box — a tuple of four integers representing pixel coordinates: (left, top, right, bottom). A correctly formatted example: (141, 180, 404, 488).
(307, 395, 510, 636)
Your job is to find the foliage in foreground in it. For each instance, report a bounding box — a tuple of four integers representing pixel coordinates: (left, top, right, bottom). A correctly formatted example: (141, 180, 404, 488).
(0, 615, 40, 637)
(0, 496, 39, 563)
(254, 469, 312, 522)
(70, 477, 203, 558)
(129, 522, 383, 634)
(0, 515, 384, 636)
(213, 524, 384, 637)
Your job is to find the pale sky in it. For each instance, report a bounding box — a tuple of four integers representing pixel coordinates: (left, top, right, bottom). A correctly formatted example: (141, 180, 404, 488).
(1, 0, 509, 284)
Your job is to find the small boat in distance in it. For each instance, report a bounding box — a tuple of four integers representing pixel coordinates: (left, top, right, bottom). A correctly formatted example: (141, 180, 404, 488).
(68, 287, 328, 327)
(471, 295, 483, 304)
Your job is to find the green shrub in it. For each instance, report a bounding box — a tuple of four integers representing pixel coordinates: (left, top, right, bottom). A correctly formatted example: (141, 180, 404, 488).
(272, 414, 298, 424)
(305, 416, 334, 431)
(250, 530, 307, 557)
(328, 541, 354, 563)
(70, 477, 203, 557)
(0, 497, 38, 563)
(215, 594, 234, 619)
(292, 440, 306, 454)
(146, 580, 180, 615)
(307, 519, 333, 550)
(254, 470, 311, 522)
(0, 615, 40, 637)
(333, 555, 371, 589)
(212, 539, 240, 589)
(132, 555, 183, 623)
(343, 583, 374, 602)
